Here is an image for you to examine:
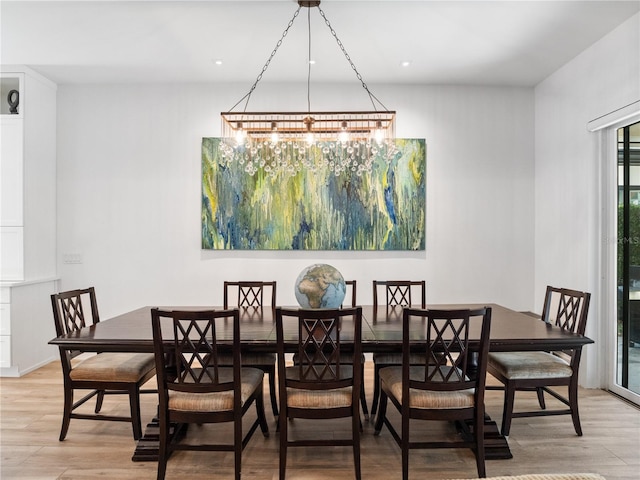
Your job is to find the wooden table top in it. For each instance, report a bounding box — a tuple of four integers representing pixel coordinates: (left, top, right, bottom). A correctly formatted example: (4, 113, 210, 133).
(49, 303, 593, 354)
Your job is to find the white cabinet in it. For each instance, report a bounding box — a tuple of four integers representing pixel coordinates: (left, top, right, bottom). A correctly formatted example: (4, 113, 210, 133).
(1, 67, 57, 282)
(1, 66, 58, 376)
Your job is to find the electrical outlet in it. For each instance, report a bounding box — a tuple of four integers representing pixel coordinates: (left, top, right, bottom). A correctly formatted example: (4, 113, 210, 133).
(62, 254, 83, 264)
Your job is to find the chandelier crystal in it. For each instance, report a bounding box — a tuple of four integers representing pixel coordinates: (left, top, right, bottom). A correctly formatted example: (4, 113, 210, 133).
(219, 0, 397, 178)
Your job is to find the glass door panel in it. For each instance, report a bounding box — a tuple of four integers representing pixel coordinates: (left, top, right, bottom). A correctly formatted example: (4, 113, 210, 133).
(617, 120, 640, 396)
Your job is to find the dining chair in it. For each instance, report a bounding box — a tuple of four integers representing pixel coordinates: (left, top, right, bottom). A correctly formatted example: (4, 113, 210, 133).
(373, 307, 493, 479)
(220, 280, 279, 417)
(276, 306, 363, 480)
(370, 280, 427, 417)
(487, 285, 591, 436)
(151, 308, 269, 480)
(51, 287, 156, 441)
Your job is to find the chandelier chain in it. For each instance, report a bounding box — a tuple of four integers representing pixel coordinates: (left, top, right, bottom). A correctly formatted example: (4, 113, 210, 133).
(228, 6, 303, 112)
(317, 5, 389, 112)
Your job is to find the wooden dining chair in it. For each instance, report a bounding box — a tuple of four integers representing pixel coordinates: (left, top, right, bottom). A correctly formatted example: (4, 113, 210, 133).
(220, 280, 279, 417)
(374, 307, 493, 479)
(487, 286, 591, 436)
(51, 287, 156, 441)
(370, 280, 427, 417)
(276, 307, 363, 480)
(151, 308, 269, 480)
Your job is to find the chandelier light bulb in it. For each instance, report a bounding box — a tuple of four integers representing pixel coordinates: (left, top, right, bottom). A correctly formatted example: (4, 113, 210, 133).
(236, 122, 246, 145)
(374, 121, 384, 145)
(306, 131, 315, 145)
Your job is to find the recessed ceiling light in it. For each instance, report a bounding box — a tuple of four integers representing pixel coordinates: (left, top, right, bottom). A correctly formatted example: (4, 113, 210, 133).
(214, 59, 223, 66)
(400, 61, 411, 68)
(308, 60, 316, 65)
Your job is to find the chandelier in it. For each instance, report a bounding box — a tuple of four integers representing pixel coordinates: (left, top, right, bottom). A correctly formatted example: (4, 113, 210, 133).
(219, 0, 397, 178)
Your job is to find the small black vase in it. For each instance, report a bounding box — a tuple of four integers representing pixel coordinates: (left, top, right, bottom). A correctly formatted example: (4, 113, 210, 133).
(7, 89, 19, 114)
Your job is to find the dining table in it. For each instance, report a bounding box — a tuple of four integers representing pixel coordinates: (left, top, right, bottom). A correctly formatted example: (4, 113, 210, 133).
(49, 303, 594, 462)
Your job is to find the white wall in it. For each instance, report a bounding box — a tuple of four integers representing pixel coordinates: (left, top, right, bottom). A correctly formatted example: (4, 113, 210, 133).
(56, 82, 534, 320)
(534, 13, 640, 388)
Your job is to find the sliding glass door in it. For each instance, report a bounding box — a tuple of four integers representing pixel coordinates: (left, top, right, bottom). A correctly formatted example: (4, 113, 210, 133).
(617, 120, 640, 397)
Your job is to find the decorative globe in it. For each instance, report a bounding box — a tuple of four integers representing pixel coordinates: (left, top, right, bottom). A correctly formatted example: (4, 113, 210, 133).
(294, 263, 346, 309)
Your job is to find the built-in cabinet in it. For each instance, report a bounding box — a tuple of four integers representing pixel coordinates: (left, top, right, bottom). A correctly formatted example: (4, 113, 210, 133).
(1, 66, 58, 376)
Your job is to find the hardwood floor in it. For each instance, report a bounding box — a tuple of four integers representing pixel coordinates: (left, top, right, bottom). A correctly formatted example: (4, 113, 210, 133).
(1, 360, 638, 479)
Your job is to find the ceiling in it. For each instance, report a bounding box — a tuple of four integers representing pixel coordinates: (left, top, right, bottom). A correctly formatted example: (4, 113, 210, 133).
(1, 0, 639, 87)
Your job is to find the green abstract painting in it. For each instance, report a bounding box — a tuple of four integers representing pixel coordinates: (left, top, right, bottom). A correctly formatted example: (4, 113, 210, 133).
(201, 137, 425, 250)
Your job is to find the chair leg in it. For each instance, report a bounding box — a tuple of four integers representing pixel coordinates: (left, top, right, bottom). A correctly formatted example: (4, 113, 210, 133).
(94, 390, 105, 413)
(569, 381, 583, 436)
(268, 369, 279, 417)
(279, 408, 288, 480)
(501, 383, 516, 436)
(353, 404, 362, 480)
(59, 384, 74, 441)
(360, 363, 369, 420)
(156, 411, 169, 480)
(371, 363, 381, 417)
(128, 386, 143, 441)
(234, 408, 242, 480)
(373, 389, 388, 435)
(256, 386, 270, 437)
(401, 410, 409, 480)
(536, 387, 546, 409)
(474, 408, 486, 477)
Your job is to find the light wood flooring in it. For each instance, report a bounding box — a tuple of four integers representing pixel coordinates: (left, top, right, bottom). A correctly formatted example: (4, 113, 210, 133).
(1, 361, 639, 480)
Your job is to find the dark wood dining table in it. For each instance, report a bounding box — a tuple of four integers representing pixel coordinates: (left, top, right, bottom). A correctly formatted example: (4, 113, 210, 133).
(49, 303, 594, 461)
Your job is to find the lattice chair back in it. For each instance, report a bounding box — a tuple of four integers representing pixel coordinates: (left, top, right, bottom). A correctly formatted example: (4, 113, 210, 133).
(541, 286, 591, 361)
(277, 307, 362, 390)
(223, 281, 277, 311)
(408, 308, 491, 394)
(542, 286, 590, 335)
(51, 287, 100, 360)
(152, 309, 240, 397)
(373, 280, 426, 309)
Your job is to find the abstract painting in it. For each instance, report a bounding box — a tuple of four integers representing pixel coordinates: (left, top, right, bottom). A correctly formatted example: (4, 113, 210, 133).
(202, 137, 425, 250)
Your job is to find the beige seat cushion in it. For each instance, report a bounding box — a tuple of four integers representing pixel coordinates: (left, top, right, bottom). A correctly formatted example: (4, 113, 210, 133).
(286, 386, 353, 409)
(69, 352, 155, 382)
(168, 367, 263, 412)
(448, 474, 606, 480)
(379, 366, 475, 409)
(284, 365, 353, 409)
(218, 352, 276, 365)
(488, 351, 572, 379)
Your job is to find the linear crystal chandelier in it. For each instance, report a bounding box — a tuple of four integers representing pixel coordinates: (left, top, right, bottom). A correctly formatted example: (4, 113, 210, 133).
(219, 0, 397, 178)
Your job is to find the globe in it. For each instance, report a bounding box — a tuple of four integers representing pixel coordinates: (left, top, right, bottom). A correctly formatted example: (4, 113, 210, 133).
(294, 263, 346, 309)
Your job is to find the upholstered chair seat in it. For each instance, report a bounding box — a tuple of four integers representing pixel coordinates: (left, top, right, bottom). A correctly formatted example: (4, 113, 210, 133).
(69, 353, 155, 382)
(168, 367, 264, 412)
(488, 352, 572, 380)
(379, 366, 475, 409)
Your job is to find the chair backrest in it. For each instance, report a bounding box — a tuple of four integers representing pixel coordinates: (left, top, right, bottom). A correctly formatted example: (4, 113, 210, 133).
(51, 287, 100, 360)
(343, 280, 357, 308)
(402, 307, 492, 398)
(223, 281, 277, 310)
(276, 307, 363, 392)
(151, 309, 241, 405)
(373, 280, 426, 308)
(541, 286, 591, 336)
